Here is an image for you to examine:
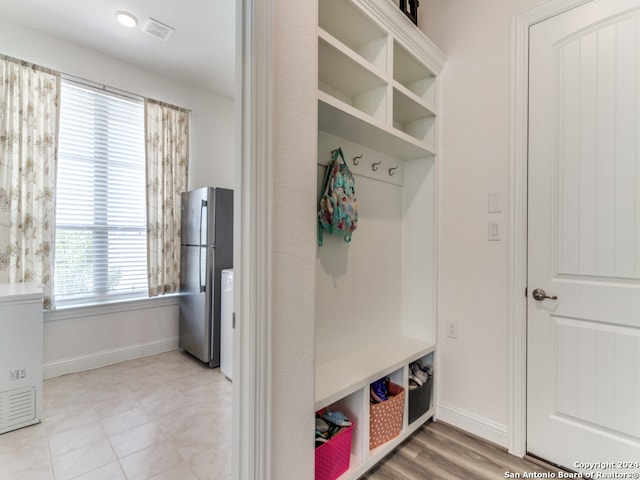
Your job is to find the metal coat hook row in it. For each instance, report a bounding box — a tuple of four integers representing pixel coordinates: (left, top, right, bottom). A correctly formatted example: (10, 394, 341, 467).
(388, 166, 398, 176)
(353, 154, 363, 166)
(371, 161, 382, 171)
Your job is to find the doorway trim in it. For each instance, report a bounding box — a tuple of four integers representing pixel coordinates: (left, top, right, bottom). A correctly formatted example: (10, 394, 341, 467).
(507, 0, 593, 457)
(234, 0, 274, 479)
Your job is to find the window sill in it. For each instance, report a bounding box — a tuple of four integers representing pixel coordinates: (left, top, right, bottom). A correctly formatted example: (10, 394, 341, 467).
(44, 294, 180, 323)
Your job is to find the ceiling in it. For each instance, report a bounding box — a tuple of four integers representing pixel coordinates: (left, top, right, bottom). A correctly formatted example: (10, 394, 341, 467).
(0, 0, 236, 98)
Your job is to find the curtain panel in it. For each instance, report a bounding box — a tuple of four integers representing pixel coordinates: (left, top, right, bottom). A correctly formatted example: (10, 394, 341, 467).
(145, 99, 189, 297)
(0, 55, 59, 308)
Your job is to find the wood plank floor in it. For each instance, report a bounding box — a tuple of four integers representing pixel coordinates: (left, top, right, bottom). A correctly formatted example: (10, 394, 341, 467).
(361, 421, 565, 480)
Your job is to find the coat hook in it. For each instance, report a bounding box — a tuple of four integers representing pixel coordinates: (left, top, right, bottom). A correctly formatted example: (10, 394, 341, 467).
(372, 161, 382, 171)
(353, 154, 363, 166)
(388, 166, 398, 176)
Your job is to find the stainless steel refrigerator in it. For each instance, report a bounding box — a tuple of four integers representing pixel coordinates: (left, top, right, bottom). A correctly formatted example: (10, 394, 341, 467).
(179, 187, 233, 367)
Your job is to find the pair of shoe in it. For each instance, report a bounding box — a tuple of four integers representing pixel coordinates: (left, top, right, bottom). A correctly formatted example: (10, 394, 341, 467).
(415, 359, 433, 377)
(409, 373, 424, 387)
(410, 363, 428, 384)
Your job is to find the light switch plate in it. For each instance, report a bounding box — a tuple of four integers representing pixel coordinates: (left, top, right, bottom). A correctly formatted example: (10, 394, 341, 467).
(488, 221, 501, 241)
(488, 193, 501, 213)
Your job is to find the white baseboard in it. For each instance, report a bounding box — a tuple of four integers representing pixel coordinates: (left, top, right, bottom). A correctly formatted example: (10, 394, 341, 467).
(436, 401, 509, 448)
(43, 337, 179, 379)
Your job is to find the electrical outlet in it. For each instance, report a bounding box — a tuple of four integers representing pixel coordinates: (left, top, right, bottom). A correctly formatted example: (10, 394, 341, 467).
(19, 368, 26, 379)
(446, 321, 458, 339)
(9, 369, 20, 381)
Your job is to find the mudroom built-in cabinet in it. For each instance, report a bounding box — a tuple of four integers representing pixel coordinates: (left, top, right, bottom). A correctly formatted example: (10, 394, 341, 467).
(314, 0, 445, 478)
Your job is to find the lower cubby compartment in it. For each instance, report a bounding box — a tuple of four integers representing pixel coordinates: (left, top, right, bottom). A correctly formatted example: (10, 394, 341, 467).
(369, 381, 405, 450)
(315, 391, 364, 480)
(408, 353, 434, 425)
(314, 339, 435, 479)
(315, 421, 354, 480)
(408, 375, 432, 424)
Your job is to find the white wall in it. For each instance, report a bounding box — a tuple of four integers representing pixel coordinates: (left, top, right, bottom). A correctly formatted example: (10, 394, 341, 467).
(270, 1, 317, 477)
(0, 18, 235, 375)
(0, 18, 235, 191)
(315, 133, 404, 364)
(42, 298, 179, 379)
(419, 0, 541, 445)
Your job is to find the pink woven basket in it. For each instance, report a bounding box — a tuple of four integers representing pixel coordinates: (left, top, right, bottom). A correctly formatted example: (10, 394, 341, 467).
(315, 422, 353, 480)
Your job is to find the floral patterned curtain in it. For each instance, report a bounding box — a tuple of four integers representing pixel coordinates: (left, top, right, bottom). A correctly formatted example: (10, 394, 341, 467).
(0, 55, 59, 309)
(145, 99, 189, 297)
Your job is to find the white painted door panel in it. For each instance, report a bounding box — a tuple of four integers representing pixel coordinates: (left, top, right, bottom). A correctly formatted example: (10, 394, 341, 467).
(528, 0, 640, 472)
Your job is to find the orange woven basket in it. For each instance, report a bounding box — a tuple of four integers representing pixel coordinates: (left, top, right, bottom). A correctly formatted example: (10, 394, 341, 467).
(369, 382, 404, 450)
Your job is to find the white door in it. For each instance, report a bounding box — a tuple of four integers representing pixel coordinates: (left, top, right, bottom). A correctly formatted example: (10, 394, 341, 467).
(528, 0, 640, 472)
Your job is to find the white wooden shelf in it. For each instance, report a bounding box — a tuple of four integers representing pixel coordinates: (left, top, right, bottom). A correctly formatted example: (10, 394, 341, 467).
(318, 93, 436, 161)
(315, 335, 435, 409)
(318, 34, 387, 123)
(318, 28, 387, 82)
(315, 0, 444, 478)
(393, 82, 436, 119)
(318, 30, 387, 95)
(319, 0, 388, 71)
(393, 39, 437, 107)
(317, 6, 440, 160)
(392, 87, 436, 146)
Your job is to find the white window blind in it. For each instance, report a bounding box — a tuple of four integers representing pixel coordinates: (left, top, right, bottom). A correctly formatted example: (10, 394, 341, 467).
(54, 80, 148, 306)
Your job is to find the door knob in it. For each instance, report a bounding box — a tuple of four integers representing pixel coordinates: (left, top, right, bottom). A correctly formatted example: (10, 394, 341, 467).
(532, 288, 557, 301)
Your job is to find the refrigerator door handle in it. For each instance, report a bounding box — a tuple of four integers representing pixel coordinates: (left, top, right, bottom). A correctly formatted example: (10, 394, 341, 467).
(200, 199, 208, 245)
(199, 247, 205, 293)
(199, 199, 208, 293)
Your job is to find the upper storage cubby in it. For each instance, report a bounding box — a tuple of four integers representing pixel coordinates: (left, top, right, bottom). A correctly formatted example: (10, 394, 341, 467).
(318, 0, 388, 71)
(391, 40, 437, 149)
(317, 0, 444, 161)
(392, 87, 436, 148)
(318, 36, 387, 123)
(393, 41, 437, 109)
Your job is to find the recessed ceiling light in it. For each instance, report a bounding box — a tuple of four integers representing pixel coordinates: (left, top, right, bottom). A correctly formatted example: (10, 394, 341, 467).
(115, 11, 138, 28)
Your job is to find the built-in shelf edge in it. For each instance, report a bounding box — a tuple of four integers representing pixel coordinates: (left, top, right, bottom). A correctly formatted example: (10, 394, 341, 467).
(318, 93, 436, 161)
(315, 335, 435, 409)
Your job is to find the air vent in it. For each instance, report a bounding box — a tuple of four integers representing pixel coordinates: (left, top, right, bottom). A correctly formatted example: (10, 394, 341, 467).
(143, 17, 175, 40)
(0, 386, 35, 433)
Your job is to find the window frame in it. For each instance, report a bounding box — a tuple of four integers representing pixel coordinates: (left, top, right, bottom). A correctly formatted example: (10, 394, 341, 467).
(54, 77, 149, 307)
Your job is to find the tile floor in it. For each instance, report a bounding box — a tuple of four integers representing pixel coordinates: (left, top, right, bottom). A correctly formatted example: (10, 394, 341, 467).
(0, 350, 232, 480)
